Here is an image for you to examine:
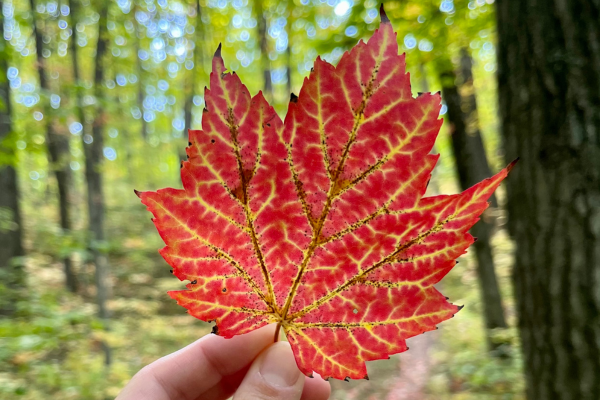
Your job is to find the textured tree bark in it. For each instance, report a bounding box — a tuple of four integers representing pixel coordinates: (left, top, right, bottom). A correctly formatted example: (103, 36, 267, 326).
(497, 0, 600, 398)
(255, 1, 272, 100)
(0, 1, 24, 314)
(441, 67, 507, 335)
(70, 0, 111, 365)
(30, 0, 77, 293)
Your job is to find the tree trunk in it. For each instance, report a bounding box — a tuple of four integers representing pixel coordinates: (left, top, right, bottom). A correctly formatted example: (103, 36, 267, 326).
(497, 0, 600, 398)
(89, 0, 110, 359)
(181, 0, 206, 166)
(30, 0, 77, 293)
(286, 42, 292, 95)
(117, 91, 134, 183)
(286, 0, 292, 96)
(418, 63, 440, 195)
(0, 1, 24, 314)
(183, 0, 205, 134)
(255, 1, 272, 100)
(457, 49, 497, 208)
(70, 0, 111, 365)
(441, 67, 508, 335)
(133, 0, 148, 140)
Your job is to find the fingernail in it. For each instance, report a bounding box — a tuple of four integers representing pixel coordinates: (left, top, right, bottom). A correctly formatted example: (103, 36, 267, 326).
(259, 342, 301, 387)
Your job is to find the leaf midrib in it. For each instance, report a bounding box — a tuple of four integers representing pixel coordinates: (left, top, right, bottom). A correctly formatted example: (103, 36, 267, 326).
(279, 34, 389, 322)
(225, 103, 277, 312)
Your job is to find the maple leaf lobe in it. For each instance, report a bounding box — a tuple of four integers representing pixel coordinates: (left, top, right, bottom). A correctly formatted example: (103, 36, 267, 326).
(138, 11, 511, 381)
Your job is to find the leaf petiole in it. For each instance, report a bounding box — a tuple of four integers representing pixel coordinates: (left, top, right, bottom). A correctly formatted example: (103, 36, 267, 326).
(274, 322, 281, 343)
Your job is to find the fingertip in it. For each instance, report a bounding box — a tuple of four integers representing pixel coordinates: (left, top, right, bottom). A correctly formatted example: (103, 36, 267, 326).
(259, 342, 302, 387)
(233, 341, 305, 399)
(199, 323, 277, 377)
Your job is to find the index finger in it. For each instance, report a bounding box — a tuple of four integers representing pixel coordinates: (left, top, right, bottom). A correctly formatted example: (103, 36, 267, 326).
(117, 324, 276, 400)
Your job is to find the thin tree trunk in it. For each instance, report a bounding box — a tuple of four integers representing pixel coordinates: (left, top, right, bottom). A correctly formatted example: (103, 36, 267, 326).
(181, 0, 207, 168)
(117, 93, 134, 183)
(441, 68, 507, 336)
(29, 0, 77, 292)
(70, 0, 111, 365)
(0, 0, 24, 314)
(286, 44, 292, 95)
(133, 0, 147, 140)
(454, 53, 503, 335)
(183, 0, 205, 135)
(255, 1, 272, 100)
(418, 63, 440, 195)
(89, 0, 110, 362)
(286, 0, 292, 96)
(497, 0, 600, 398)
(457, 48, 497, 207)
(67, 0, 87, 238)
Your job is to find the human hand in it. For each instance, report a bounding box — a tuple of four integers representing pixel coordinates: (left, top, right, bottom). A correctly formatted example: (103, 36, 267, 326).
(116, 324, 331, 400)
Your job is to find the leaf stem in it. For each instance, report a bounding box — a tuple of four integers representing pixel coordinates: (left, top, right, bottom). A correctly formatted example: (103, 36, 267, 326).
(274, 322, 281, 343)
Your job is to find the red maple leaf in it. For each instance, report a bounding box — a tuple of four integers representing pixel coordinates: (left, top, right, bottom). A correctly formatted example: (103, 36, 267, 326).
(137, 12, 513, 380)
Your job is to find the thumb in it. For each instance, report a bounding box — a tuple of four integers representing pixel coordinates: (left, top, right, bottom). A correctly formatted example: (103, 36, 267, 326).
(233, 341, 305, 400)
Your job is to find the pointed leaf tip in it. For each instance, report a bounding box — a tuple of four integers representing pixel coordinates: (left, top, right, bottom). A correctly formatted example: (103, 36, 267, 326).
(507, 157, 520, 172)
(380, 4, 390, 23)
(214, 43, 222, 58)
(133, 189, 140, 197)
(290, 92, 298, 103)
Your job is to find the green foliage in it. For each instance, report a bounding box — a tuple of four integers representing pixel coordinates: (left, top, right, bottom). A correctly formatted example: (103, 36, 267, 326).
(0, 221, 210, 399)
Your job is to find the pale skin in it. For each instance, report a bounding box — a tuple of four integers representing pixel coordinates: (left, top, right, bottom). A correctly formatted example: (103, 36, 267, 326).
(116, 324, 331, 400)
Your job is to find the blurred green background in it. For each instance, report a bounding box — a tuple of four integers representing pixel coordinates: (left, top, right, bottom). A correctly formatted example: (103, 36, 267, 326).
(0, 0, 525, 398)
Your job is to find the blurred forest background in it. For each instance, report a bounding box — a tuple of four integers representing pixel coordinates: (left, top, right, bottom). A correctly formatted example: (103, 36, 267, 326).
(1, 0, 598, 399)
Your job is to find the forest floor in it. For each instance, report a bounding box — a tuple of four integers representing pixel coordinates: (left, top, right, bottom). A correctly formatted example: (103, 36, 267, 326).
(0, 201, 525, 399)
